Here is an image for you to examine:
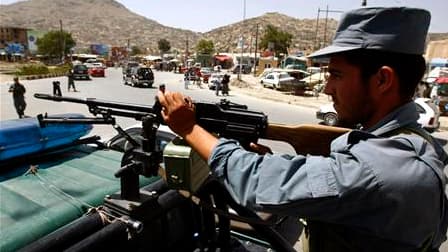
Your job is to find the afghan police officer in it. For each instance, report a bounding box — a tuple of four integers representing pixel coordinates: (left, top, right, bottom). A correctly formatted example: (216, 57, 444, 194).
(158, 7, 448, 251)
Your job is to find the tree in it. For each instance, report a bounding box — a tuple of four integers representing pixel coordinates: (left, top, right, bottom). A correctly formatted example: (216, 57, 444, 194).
(259, 25, 293, 57)
(158, 39, 171, 54)
(195, 39, 214, 55)
(195, 39, 215, 67)
(131, 45, 142, 55)
(36, 30, 76, 59)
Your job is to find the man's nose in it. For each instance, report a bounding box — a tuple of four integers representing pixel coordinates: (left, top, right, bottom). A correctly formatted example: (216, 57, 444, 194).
(323, 81, 333, 95)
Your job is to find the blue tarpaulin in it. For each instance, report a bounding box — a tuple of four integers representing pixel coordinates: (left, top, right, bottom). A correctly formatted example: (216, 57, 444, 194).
(5, 43, 24, 54)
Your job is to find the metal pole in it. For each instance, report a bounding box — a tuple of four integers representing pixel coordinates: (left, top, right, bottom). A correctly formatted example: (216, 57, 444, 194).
(314, 7, 343, 51)
(238, 0, 246, 81)
(362, 0, 367, 6)
(323, 5, 329, 48)
(254, 23, 259, 77)
(127, 39, 130, 62)
(60, 19, 64, 63)
(314, 8, 320, 51)
(186, 35, 189, 67)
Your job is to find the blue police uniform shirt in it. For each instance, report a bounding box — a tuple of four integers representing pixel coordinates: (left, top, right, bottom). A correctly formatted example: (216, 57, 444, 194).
(208, 101, 448, 250)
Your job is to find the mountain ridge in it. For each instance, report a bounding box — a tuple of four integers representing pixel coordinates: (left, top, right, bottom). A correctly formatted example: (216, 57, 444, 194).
(1, 0, 447, 54)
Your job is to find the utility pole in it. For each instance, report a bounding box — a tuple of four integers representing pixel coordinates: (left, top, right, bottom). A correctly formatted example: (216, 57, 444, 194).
(323, 5, 329, 47)
(314, 7, 343, 51)
(248, 34, 252, 64)
(314, 8, 320, 51)
(127, 39, 130, 62)
(238, 0, 246, 81)
(185, 35, 189, 67)
(254, 23, 259, 77)
(59, 20, 64, 63)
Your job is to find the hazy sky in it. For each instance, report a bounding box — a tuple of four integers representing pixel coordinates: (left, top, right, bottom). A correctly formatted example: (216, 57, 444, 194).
(2, 0, 447, 32)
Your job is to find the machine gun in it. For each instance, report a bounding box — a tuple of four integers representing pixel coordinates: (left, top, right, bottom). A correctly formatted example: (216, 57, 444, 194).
(34, 93, 348, 155)
(32, 93, 349, 252)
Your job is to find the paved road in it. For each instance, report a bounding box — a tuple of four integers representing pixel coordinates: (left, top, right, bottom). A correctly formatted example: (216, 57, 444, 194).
(1, 68, 448, 251)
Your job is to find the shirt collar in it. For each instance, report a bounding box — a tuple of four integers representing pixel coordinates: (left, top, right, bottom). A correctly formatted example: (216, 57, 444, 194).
(365, 101, 420, 136)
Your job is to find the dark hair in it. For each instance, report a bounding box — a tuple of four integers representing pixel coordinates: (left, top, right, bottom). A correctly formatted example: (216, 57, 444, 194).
(341, 49, 426, 99)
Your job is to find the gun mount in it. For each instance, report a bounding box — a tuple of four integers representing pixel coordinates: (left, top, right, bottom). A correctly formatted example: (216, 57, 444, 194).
(31, 93, 346, 252)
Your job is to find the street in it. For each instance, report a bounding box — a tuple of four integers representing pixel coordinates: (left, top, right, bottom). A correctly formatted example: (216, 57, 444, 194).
(1, 68, 448, 251)
(1, 68, 322, 153)
(2, 67, 448, 152)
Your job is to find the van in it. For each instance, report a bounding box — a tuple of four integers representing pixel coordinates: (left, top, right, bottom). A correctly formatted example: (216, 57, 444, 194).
(232, 64, 251, 74)
(123, 66, 154, 88)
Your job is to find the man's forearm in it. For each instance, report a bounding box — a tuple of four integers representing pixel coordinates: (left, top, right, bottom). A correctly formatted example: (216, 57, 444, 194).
(183, 124, 219, 161)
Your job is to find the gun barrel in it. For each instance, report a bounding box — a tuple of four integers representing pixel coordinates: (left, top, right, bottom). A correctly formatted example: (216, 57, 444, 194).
(34, 93, 154, 113)
(34, 93, 87, 104)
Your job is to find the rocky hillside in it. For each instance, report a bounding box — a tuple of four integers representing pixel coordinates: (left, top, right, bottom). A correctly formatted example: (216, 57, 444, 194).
(205, 12, 338, 54)
(1, 0, 446, 55)
(0, 0, 201, 54)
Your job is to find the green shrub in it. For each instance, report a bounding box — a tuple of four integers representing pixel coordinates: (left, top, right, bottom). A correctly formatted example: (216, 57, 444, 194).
(16, 64, 50, 76)
(50, 64, 72, 75)
(16, 63, 72, 76)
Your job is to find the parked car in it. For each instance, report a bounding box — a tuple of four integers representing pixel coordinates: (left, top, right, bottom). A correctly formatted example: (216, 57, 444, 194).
(200, 67, 213, 83)
(123, 66, 154, 88)
(232, 64, 251, 74)
(88, 66, 105, 77)
(260, 72, 297, 90)
(184, 67, 201, 82)
(72, 64, 90, 80)
(316, 98, 440, 132)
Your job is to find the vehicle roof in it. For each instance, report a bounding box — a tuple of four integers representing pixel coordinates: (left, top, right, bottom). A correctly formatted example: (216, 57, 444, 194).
(0, 145, 158, 251)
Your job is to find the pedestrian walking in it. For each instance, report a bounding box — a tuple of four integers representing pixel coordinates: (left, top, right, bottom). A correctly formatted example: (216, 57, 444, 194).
(8, 77, 27, 118)
(221, 74, 230, 96)
(52, 81, 62, 96)
(214, 79, 221, 96)
(184, 71, 190, 89)
(67, 70, 77, 92)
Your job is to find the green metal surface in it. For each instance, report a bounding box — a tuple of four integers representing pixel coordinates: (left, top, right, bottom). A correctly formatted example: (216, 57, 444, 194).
(0, 145, 159, 252)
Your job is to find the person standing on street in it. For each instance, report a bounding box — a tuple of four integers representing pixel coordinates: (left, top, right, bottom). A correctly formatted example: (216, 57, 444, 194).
(184, 70, 190, 89)
(8, 77, 27, 118)
(52, 81, 62, 96)
(221, 74, 230, 96)
(158, 7, 448, 251)
(67, 70, 77, 92)
(214, 77, 221, 96)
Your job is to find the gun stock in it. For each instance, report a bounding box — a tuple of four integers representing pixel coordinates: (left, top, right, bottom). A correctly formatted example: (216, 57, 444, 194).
(265, 123, 350, 156)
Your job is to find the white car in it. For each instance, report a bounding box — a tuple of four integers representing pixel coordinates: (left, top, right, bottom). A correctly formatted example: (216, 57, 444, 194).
(316, 98, 440, 132)
(260, 72, 296, 90)
(208, 73, 225, 90)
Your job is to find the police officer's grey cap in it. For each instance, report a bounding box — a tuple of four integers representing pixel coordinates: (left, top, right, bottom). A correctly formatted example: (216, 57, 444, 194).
(308, 7, 431, 58)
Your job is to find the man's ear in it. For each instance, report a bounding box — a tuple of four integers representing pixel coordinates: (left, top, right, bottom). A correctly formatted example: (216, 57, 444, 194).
(375, 66, 395, 93)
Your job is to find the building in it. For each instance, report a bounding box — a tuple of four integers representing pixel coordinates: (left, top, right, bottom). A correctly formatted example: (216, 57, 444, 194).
(0, 27, 28, 48)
